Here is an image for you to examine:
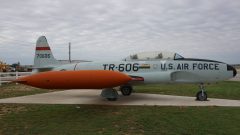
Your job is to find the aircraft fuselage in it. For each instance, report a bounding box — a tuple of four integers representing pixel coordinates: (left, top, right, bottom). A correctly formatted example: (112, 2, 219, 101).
(54, 59, 236, 84)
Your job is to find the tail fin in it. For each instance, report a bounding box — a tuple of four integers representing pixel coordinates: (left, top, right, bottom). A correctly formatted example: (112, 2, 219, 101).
(34, 36, 59, 68)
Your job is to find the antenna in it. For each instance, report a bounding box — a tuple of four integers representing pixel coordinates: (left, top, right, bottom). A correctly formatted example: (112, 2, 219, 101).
(69, 42, 71, 63)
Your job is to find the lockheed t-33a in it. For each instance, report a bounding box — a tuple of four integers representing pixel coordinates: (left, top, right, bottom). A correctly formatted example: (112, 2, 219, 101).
(16, 36, 237, 101)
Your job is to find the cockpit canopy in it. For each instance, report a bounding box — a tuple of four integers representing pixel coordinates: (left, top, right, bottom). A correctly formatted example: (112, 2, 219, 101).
(123, 51, 184, 61)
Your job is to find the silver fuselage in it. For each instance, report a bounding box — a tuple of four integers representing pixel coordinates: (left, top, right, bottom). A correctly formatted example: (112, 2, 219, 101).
(53, 59, 235, 84)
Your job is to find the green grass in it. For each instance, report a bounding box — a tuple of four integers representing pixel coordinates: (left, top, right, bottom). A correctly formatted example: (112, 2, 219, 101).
(0, 104, 239, 135)
(134, 81, 240, 100)
(0, 82, 239, 134)
(0, 83, 52, 99)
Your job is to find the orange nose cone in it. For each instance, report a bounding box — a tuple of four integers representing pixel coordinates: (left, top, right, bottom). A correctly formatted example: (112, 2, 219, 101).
(16, 70, 131, 89)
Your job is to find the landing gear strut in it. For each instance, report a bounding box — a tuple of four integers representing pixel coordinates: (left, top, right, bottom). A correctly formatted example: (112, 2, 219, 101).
(101, 88, 119, 101)
(196, 83, 208, 101)
(120, 85, 133, 96)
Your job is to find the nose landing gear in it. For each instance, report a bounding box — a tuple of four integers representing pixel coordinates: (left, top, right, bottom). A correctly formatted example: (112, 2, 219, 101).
(196, 83, 208, 101)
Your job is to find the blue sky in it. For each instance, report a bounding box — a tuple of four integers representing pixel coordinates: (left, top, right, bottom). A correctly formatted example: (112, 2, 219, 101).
(0, 0, 240, 64)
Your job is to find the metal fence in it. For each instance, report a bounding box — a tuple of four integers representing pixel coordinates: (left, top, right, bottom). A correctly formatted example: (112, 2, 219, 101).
(0, 72, 32, 86)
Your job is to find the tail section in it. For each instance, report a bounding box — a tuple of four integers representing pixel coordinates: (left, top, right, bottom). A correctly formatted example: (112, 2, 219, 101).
(34, 36, 59, 68)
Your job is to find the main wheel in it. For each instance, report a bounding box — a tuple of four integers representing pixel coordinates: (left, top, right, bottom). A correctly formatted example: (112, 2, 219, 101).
(120, 86, 132, 96)
(196, 91, 207, 101)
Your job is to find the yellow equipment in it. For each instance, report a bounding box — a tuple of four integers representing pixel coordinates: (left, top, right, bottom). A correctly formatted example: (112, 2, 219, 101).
(0, 61, 8, 72)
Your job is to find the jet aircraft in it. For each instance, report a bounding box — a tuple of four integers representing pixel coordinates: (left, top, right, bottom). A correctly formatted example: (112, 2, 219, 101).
(16, 36, 237, 101)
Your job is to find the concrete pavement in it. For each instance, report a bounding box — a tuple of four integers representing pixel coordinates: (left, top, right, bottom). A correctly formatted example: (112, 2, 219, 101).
(0, 90, 239, 106)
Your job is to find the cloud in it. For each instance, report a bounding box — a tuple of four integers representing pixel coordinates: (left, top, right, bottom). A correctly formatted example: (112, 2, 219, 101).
(0, 0, 240, 64)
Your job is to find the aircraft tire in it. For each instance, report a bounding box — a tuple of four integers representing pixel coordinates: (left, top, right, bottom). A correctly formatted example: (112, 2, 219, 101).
(196, 91, 207, 101)
(120, 86, 132, 96)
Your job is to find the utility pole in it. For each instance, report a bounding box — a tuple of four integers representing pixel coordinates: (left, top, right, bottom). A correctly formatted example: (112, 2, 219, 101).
(69, 42, 71, 63)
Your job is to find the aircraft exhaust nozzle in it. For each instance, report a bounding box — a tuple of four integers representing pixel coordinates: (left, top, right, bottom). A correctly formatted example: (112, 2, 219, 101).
(233, 67, 237, 77)
(15, 70, 132, 89)
(227, 65, 237, 77)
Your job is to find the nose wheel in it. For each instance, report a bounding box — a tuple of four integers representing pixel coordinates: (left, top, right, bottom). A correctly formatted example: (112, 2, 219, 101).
(196, 83, 208, 101)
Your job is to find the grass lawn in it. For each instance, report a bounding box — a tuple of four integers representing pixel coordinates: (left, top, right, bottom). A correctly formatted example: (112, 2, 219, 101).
(0, 83, 52, 99)
(0, 81, 239, 135)
(0, 104, 239, 135)
(134, 81, 240, 100)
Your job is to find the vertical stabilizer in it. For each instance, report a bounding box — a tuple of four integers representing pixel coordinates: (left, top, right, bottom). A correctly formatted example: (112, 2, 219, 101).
(34, 36, 59, 68)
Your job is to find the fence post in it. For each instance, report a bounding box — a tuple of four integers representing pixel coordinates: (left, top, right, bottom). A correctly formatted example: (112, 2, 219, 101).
(16, 71, 19, 85)
(16, 71, 19, 79)
(0, 73, 1, 86)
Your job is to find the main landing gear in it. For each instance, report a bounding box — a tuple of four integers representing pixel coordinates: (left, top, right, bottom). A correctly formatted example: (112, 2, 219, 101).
(101, 85, 133, 101)
(120, 85, 133, 96)
(101, 88, 119, 101)
(196, 83, 208, 101)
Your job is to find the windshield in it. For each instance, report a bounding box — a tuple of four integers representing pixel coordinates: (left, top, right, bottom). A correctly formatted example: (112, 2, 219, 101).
(123, 51, 180, 61)
(174, 53, 184, 60)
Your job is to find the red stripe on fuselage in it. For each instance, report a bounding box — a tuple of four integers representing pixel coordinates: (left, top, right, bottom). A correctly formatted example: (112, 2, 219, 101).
(36, 47, 51, 50)
(131, 77, 144, 81)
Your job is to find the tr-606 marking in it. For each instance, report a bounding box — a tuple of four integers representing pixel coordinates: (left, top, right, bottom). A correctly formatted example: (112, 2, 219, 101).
(103, 63, 139, 72)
